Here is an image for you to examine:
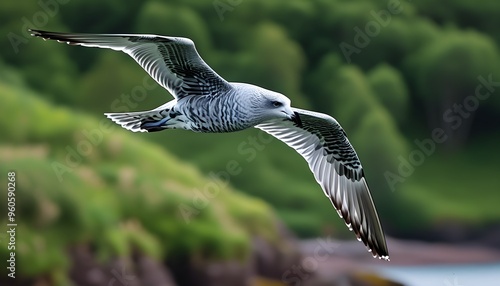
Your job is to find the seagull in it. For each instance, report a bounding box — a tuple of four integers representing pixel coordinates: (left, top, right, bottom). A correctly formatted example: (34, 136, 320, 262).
(30, 29, 389, 260)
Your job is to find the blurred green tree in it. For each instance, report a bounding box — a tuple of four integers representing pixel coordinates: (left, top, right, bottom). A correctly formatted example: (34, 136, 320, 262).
(134, 1, 211, 53)
(368, 63, 410, 123)
(405, 29, 500, 150)
(220, 22, 310, 107)
(61, 0, 143, 33)
(0, 2, 78, 105)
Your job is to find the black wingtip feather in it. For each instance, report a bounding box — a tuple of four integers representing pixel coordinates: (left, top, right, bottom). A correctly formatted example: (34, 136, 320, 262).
(29, 29, 82, 45)
(29, 29, 53, 38)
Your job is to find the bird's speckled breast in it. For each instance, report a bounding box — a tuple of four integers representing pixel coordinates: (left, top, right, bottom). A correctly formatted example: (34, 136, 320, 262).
(177, 93, 252, 133)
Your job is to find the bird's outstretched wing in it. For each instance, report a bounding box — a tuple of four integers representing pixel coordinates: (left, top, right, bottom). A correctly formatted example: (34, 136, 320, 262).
(29, 29, 231, 100)
(257, 108, 389, 260)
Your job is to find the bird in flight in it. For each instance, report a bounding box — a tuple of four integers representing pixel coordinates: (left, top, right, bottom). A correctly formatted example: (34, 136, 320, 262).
(30, 29, 389, 260)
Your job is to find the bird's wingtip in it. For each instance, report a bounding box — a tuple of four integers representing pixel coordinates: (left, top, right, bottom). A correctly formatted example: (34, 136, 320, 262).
(379, 254, 390, 261)
(373, 251, 390, 261)
(29, 29, 45, 38)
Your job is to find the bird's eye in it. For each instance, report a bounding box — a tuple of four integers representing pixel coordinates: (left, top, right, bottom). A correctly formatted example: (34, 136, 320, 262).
(272, 101, 282, 107)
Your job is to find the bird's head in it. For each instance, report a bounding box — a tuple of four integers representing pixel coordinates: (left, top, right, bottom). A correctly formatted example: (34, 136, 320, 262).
(252, 89, 294, 123)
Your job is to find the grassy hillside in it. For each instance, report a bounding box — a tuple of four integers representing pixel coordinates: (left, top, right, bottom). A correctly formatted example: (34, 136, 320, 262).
(0, 68, 280, 284)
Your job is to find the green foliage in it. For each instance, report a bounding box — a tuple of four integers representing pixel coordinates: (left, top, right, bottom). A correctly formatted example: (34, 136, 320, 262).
(306, 52, 344, 112)
(368, 64, 409, 122)
(407, 29, 500, 103)
(404, 29, 500, 147)
(0, 75, 279, 281)
(414, 0, 500, 43)
(220, 22, 309, 107)
(2, 2, 500, 281)
(134, 1, 211, 52)
(61, 0, 143, 33)
(329, 66, 381, 131)
(401, 135, 500, 226)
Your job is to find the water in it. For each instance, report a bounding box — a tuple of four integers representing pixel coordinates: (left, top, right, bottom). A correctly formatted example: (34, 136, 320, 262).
(376, 263, 500, 286)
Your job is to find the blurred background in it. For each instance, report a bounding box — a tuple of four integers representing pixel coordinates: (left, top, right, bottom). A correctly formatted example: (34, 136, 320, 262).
(1, 0, 499, 285)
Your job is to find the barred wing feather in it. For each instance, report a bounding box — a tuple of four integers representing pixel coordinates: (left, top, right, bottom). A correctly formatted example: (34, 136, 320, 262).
(29, 29, 231, 100)
(257, 108, 389, 260)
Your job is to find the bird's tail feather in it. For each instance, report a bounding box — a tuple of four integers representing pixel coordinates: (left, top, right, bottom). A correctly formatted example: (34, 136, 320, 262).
(105, 109, 169, 132)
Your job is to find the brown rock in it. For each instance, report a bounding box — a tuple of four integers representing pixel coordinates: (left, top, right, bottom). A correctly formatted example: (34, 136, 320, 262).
(168, 256, 253, 286)
(251, 220, 303, 280)
(136, 255, 177, 286)
(68, 245, 177, 286)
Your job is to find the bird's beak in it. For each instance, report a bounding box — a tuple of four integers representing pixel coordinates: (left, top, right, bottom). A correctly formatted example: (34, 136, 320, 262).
(285, 107, 295, 120)
(283, 107, 302, 126)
